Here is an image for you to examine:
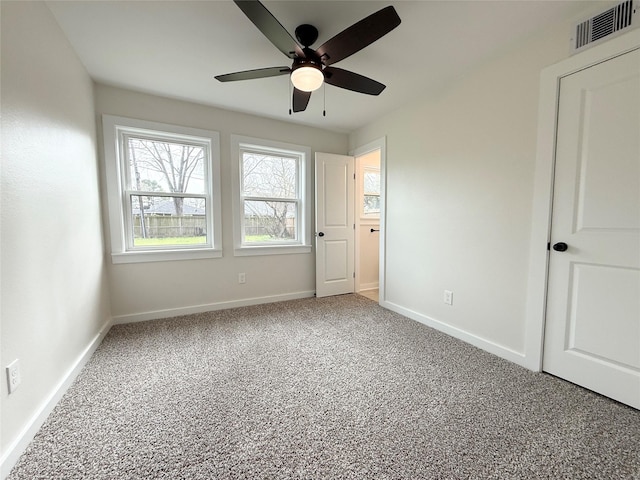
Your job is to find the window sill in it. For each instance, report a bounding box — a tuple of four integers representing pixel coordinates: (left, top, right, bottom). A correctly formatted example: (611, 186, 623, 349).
(233, 244, 312, 257)
(111, 248, 222, 264)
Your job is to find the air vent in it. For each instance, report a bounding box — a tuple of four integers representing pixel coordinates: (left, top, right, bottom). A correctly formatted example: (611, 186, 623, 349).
(572, 0, 638, 53)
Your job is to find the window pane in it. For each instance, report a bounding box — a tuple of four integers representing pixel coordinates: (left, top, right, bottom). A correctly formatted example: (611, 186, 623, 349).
(364, 171, 380, 195)
(131, 195, 207, 247)
(364, 195, 380, 215)
(128, 137, 206, 194)
(243, 200, 297, 243)
(242, 151, 297, 198)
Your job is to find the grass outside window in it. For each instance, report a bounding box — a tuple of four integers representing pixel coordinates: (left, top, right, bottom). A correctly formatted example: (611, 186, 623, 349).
(134, 235, 270, 246)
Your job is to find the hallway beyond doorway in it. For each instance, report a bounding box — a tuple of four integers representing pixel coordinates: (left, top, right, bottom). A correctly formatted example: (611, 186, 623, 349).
(358, 289, 379, 303)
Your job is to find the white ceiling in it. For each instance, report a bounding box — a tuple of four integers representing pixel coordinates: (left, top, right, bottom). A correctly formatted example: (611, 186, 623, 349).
(46, 0, 595, 133)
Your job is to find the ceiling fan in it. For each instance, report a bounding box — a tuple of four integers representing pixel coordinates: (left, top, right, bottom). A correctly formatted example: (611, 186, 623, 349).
(215, 0, 401, 113)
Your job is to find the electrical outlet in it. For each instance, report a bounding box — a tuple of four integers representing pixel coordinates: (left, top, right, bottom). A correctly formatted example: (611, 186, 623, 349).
(444, 290, 453, 306)
(6, 359, 21, 394)
(238, 273, 246, 284)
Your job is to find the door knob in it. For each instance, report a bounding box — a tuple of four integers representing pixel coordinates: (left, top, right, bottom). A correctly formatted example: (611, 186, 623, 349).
(553, 242, 568, 252)
(317, 232, 324, 237)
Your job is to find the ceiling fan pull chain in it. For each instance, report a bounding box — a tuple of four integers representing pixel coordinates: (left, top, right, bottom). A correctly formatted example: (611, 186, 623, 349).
(288, 78, 292, 115)
(323, 83, 326, 117)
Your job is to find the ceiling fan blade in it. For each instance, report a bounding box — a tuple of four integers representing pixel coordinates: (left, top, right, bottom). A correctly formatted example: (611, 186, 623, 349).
(293, 88, 311, 112)
(233, 0, 304, 59)
(323, 67, 385, 95)
(316, 6, 401, 66)
(215, 66, 290, 82)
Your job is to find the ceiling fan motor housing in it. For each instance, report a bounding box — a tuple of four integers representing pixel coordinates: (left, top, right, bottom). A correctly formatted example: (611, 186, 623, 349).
(294, 24, 319, 47)
(293, 48, 323, 69)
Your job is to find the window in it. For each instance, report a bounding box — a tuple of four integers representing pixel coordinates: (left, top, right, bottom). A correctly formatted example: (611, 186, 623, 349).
(363, 167, 381, 217)
(103, 115, 221, 263)
(231, 135, 311, 256)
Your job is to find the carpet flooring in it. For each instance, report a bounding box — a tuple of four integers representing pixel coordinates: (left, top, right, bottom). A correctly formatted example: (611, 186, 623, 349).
(8, 294, 640, 479)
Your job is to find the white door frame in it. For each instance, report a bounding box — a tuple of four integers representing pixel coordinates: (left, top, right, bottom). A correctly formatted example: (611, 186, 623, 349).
(350, 137, 386, 304)
(524, 29, 640, 372)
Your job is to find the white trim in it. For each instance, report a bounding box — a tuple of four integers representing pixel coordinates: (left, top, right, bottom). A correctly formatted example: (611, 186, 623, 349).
(526, 29, 640, 372)
(111, 248, 222, 264)
(382, 300, 527, 367)
(102, 115, 222, 263)
(231, 245, 312, 257)
(230, 135, 312, 256)
(111, 290, 316, 324)
(351, 137, 387, 304)
(359, 282, 379, 291)
(1, 318, 113, 479)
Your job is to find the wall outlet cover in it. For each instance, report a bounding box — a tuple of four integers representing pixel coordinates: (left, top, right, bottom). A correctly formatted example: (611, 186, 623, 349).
(6, 359, 21, 394)
(444, 290, 453, 306)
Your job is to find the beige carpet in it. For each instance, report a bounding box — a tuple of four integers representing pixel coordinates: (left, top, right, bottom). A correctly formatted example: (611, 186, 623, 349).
(8, 294, 640, 479)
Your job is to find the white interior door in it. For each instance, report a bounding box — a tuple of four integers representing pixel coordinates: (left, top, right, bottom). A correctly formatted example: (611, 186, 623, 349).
(315, 152, 354, 298)
(543, 48, 640, 409)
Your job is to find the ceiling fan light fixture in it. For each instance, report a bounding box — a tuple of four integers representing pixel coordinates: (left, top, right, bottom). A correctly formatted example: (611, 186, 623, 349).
(217, 1, 401, 113)
(291, 64, 324, 92)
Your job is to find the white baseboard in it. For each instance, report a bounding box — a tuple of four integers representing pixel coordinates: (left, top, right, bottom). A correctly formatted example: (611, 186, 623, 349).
(380, 300, 528, 369)
(358, 282, 379, 292)
(112, 290, 316, 325)
(1, 317, 113, 479)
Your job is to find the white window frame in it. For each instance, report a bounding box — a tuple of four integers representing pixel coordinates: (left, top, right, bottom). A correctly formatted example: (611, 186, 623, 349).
(231, 135, 312, 256)
(103, 115, 222, 264)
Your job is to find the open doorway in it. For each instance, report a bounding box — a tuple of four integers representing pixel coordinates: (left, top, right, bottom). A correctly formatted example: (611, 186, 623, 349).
(355, 150, 380, 301)
(314, 138, 385, 301)
(353, 140, 383, 303)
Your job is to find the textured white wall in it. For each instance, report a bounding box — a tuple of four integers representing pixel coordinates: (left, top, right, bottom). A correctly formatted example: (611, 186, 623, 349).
(1, 0, 111, 460)
(94, 85, 349, 320)
(349, 17, 586, 363)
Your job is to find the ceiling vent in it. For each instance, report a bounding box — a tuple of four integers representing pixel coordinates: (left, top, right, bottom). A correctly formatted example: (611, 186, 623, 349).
(572, 0, 638, 53)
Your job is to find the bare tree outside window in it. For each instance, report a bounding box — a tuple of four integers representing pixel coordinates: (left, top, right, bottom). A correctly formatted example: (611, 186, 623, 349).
(128, 137, 205, 216)
(363, 169, 381, 216)
(126, 136, 207, 244)
(241, 151, 298, 242)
